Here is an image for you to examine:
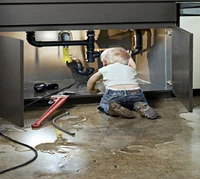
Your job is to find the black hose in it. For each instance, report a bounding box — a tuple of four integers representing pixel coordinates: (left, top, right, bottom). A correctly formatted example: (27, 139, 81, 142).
(0, 132, 38, 174)
(52, 112, 76, 137)
(24, 81, 76, 108)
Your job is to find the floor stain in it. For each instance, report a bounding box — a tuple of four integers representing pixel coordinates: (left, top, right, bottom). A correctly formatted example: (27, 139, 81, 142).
(1, 97, 200, 178)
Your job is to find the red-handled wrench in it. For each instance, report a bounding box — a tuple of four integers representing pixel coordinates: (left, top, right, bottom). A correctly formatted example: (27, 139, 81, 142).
(31, 95, 69, 128)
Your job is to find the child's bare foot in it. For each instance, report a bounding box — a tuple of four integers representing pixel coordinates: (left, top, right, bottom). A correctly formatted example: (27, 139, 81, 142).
(108, 102, 136, 119)
(134, 102, 158, 119)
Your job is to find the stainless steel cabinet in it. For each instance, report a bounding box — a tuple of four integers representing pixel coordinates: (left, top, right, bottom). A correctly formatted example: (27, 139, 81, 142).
(0, 36, 24, 126)
(0, 1, 195, 126)
(172, 27, 193, 112)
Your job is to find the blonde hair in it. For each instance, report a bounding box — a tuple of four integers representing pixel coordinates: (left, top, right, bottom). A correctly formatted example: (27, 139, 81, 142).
(100, 47, 130, 65)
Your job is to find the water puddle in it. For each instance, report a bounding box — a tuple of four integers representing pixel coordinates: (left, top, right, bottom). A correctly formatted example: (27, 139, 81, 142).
(111, 141, 176, 155)
(0, 125, 28, 149)
(35, 125, 79, 155)
(111, 145, 147, 155)
(59, 115, 86, 125)
(0, 115, 86, 155)
(0, 124, 27, 132)
(155, 141, 175, 149)
(55, 115, 86, 131)
(127, 145, 150, 152)
(35, 139, 77, 155)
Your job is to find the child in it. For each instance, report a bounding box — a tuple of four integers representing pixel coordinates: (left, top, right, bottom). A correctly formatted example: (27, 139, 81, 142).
(87, 47, 158, 119)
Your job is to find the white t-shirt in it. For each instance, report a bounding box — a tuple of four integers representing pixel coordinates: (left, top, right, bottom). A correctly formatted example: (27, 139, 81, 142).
(98, 62, 138, 89)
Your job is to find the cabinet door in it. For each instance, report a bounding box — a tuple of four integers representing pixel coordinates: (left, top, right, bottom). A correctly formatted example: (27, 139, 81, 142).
(172, 26, 193, 112)
(0, 35, 24, 126)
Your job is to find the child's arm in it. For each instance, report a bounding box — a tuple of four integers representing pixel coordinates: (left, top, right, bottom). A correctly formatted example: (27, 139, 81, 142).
(128, 58, 136, 70)
(87, 71, 102, 93)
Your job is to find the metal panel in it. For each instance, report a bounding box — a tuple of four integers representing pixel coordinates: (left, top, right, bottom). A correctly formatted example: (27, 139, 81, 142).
(0, 3, 176, 31)
(172, 26, 193, 112)
(0, 3, 176, 24)
(0, 0, 199, 3)
(180, 17, 200, 89)
(0, 36, 24, 126)
(0, 23, 175, 32)
(146, 29, 167, 88)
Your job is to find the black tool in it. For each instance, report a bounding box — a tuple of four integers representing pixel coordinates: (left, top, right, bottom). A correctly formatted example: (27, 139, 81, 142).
(34, 83, 59, 93)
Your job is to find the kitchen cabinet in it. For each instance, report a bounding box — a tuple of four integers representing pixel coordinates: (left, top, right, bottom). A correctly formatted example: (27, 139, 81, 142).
(0, 0, 196, 126)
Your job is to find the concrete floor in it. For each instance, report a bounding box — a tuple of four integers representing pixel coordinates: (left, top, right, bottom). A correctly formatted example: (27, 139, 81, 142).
(1, 96, 200, 179)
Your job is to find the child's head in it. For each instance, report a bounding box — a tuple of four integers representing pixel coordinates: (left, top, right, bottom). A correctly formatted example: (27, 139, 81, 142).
(100, 47, 130, 66)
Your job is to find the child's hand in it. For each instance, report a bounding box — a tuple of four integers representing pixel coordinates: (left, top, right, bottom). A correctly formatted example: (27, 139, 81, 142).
(90, 88, 100, 93)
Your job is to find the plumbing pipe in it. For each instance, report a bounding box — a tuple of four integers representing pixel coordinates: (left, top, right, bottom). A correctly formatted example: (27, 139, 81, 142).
(73, 61, 94, 76)
(26, 31, 88, 47)
(86, 30, 101, 62)
(67, 60, 94, 76)
(26, 31, 100, 62)
(131, 29, 142, 57)
(58, 31, 73, 63)
(26, 31, 100, 76)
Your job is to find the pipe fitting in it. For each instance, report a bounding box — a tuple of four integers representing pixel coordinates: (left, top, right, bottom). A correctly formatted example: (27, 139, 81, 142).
(26, 31, 88, 47)
(26, 31, 100, 76)
(131, 29, 143, 57)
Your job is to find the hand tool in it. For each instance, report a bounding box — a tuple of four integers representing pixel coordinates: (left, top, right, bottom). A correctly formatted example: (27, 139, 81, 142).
(31, 95, 69, 128)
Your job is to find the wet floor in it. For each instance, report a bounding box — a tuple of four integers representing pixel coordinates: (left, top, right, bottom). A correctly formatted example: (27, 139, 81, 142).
(1, 96, 200, 178)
